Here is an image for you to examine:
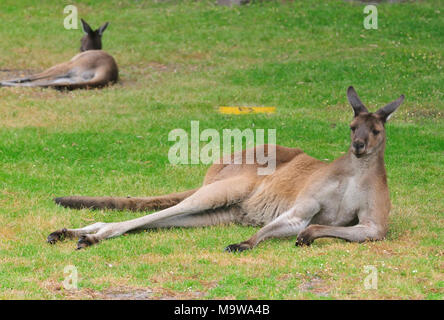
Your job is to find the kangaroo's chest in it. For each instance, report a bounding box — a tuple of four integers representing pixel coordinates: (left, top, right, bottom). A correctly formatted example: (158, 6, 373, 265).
(339, 176, 366, 212)
(312, 175, 368, 226)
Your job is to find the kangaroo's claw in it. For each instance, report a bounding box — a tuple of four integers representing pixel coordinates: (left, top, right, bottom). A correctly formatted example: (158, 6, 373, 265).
(47, 228, 69, 244)
(76, 235, 98, 250)
(224, 242, 251, 253)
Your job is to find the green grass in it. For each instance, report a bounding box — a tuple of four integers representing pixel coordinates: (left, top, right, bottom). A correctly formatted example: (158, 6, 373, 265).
(0, 0, 443, 299)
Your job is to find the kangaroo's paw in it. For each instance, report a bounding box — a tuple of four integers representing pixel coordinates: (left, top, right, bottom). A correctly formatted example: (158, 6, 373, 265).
(295, 230, 314, 247)
(224, 242, 251, 253)
(47, 228, 71, 244)
(76, 235, 99, 250)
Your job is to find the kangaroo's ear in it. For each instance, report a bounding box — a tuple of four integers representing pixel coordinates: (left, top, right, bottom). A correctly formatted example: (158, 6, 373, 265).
(81, 19, 93, 35)
(347, 86, 369, 117)
(98, 22, 109, 36)
(376, 94, 405, 122)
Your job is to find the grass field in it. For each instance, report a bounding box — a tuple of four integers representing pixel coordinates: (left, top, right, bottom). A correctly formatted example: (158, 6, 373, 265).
(0, 0, 442, 299)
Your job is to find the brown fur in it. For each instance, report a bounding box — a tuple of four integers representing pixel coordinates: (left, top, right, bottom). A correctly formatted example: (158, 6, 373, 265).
(0, 19, 118, 90)
(48, 87, 404, 251)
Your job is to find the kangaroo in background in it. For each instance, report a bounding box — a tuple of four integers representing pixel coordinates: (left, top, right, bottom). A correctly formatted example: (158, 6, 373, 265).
(0, 19, 118, 90)
(47, 87, 404, 251)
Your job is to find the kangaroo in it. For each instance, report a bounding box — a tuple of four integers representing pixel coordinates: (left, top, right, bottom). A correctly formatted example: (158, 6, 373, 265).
(47, 87, 404, 251)
(0, 19, 118, 90)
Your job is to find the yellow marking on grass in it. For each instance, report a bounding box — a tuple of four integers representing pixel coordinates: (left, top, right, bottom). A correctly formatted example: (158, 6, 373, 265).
(219, 106, 276, 115)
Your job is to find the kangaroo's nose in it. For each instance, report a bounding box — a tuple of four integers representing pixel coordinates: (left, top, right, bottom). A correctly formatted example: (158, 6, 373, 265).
(353, 141, 365, 150)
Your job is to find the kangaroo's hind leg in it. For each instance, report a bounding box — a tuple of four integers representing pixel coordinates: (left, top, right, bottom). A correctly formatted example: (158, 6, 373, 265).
(47, 208, 237, 248)
(147, 206, 240, 229)
(0, 78, 73, 88)
(0, 72, 75, 88)
(48, 175, 255, 249)
(77, 208, 238, 249)
(0, 63, 73, 85)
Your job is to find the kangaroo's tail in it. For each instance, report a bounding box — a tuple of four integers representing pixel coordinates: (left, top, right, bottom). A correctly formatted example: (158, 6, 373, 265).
(54, 188, 198, 211)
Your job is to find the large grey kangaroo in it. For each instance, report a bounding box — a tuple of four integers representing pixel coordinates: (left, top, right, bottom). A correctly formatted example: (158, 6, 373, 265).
(0, 19, 118, 90)
(47, 87, 404, 251)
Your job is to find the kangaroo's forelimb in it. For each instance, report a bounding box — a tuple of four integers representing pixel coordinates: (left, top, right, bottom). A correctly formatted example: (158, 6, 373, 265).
(225, 198, 319, 252)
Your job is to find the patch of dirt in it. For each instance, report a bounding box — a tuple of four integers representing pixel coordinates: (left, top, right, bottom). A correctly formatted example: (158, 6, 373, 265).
(0, 224, 17, 242)
(154, 287, 207, 300)
(217, 0, 251, 6)
(50, 285, 154, 300)
(298, 277, 330, 297)
(100, 287, 154, 300)
(125, 61, 178, 76)
(147, 61, 170, 71)
(46, 281, 210, 300)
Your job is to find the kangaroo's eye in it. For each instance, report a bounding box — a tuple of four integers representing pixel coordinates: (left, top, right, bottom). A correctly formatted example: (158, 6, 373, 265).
(373, 130, 380, 135)
(350, 126, 356, 132)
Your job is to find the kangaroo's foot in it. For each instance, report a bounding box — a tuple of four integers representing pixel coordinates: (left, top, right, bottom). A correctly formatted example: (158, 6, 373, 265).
(295, 236, 314, 246)
(47, 222, 107, 246)
(224, 241, 252, 253)
(47, 228, 73, 244)
(76, 235, 99, 250)
(295, 227, 315, 246)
